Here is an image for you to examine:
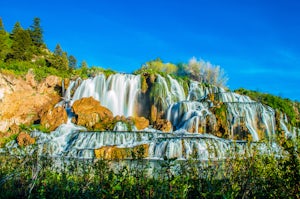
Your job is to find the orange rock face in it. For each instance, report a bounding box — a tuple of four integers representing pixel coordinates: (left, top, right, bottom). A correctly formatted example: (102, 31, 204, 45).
(72, 97, 113, 128)
(94, 144, 149, 159)
(40, 106, 68, 131)
(150, 105, 158, 123)
(0, 72, 61, 132)
(153, 119, 173, 132)
(17, 132, 35, 147)
(133, 116, 149, 130)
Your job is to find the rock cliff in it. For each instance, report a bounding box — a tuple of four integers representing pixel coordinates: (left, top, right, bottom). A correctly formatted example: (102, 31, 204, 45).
(0, 71, 62, 133)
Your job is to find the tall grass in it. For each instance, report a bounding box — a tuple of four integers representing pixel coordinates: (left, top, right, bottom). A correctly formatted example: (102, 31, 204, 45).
(0, 138, 299, 198)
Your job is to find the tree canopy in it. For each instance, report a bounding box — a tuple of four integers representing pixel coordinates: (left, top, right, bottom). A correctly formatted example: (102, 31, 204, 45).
(29, 17, 43, 47)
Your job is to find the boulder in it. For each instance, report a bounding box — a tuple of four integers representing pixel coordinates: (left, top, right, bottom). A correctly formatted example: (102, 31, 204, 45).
(72, 97, 113, 128)
(94, 144, 149, 159)
(40, 106, 68, 131)
(154, 119, 173, 132)
(133, 116, 149, 130)
(17, 132, 35, 147)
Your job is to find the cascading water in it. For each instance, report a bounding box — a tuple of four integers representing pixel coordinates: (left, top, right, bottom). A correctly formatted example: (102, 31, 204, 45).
(71, 74, 141, 117)
(187, 81, 222, 101)
(167, 101, 213, 133)
(13, 124, 260, 160)
(3, 73, 293, 160)
(151, 75, 186, 112)
(217, 92, 276, 141)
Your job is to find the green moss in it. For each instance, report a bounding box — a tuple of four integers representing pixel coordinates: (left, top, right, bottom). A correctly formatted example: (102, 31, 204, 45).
(140, 74, 148, 93)
(0, 133, 18, 147)
(214, 103, 227, 121)
(213, 103, 229, 138)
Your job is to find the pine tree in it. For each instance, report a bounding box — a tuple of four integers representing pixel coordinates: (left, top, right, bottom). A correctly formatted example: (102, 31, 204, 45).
(10, 29, 33, 61)
(0, 18, 9, 61)
(10, 21, 22, 39)
(68, 55, 77, 69)
(54, 44, 63, 56)
(0, 18, 4, 31)
(61, 52, 69, 70)
(29, 17, 43, 47)
(51, 44, 69, 70)
(80, 60, 88, 74)
(81, 60, 88, 70)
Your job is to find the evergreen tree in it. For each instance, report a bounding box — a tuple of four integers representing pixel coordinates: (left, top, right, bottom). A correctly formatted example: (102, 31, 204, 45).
(0, 18, 9, 61)
(51, 44, 69, 70)
(0, 18, 4, 31)
(29, 17, 43, 47)
(54, 44, 63, 56)
(68, 55, 77, 69)
(80, 60, 88, 74)
(10, 29, 33, 61)
(81, 60, 88, 69)
(61, 52, 69, 70)
(10, 21, 22, 39)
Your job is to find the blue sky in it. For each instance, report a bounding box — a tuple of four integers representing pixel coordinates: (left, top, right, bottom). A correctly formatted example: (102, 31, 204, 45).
(1, 0, 300, 101)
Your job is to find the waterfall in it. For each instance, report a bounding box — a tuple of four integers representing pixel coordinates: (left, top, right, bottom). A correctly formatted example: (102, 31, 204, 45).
(113, 122, 129, 131)
(7, 72, 292, 161)
(217, 92, 254, 103)
(71, 74, 141, 117)
(218, 92, 276, 141)
(280, 113, 293, 138)
(152, 75, 186, 111)
(26, 125, 263, 160)
(167, 101, 212, 133)
(167, 75, 186, 102)
(187, 81, 222, 101)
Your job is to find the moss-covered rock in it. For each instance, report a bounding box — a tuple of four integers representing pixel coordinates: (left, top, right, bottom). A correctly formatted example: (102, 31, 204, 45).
(17, 132, 35, 147)
(133, 116, 149, 130)
(211, 103, 230, 138)
(94, 144, 149, 159)
(154, 119, 173, 132)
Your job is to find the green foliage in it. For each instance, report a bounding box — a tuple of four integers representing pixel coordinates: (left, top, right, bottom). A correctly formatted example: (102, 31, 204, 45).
(29, 17, 43, 47)
(49, 44, 69, 70)
(68, 55, 77, 69)
(0, 29, 9, 61)
(54, 43, 63, 56)
(0, 18, 86, 81)
(0, 60, 70, 80)
(0, 134, 18, 148)
(9, 29, 33, 61)
(235, 88, 299, 127)
(0, 18, 4, 31)
(10, 21, 22, 39)
(140, 74, 148, 93)
(0, 138, 299, 198)
(135, 57, 228, 88)
(135, 58, 178, 76)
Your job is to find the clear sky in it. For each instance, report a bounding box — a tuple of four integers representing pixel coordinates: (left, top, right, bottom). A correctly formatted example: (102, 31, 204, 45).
(1, 0, 299, 101)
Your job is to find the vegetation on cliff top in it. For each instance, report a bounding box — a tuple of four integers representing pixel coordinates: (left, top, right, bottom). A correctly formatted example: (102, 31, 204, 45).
(0, 17, 115, 80)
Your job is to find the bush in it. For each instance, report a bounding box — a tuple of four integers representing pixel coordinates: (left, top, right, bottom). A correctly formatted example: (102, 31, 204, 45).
(0, 137, 299, 198)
